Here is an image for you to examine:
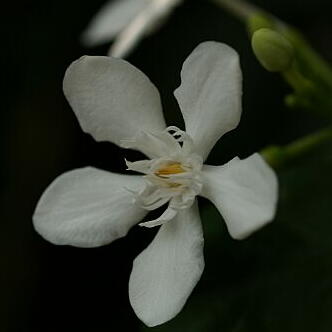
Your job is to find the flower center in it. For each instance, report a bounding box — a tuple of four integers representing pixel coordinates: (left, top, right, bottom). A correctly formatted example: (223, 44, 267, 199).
(122, 126, 203, 227)
(155, 162, 185, 177)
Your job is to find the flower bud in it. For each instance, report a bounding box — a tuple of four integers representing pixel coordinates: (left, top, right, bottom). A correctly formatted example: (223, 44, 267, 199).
(252, 28, 294, 72)
(247, 14, 274, 35)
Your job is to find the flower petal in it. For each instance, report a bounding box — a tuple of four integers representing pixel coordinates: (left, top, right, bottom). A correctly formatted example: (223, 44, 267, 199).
(201, 153, 278, 240)
(63, 56, 166, 151)
(33, 167, 147, 248)
(174, 41, 242, 160)
(129, 201, 204, 326)
(109, 0, 182, 58)
(81, 0, 149, 47)
(121, 129, 182, 159)
(107, 0, 155, 58)
(139, 205, 177, 228)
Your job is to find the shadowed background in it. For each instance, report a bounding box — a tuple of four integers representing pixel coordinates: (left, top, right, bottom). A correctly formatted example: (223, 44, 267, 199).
(2, 0, 332, 331)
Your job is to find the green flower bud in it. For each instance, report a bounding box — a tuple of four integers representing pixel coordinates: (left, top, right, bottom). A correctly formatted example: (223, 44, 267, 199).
(247, 13, 275, 35)
(252, 28, 294, 72)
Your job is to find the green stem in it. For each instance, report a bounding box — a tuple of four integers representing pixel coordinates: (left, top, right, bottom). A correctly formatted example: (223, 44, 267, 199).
(261, 127, 332, 169)
(283, 65, 332, 118)
(280, 26, 332, 91)
(212, 0, 261, 20)
(282, 64, 311, 94)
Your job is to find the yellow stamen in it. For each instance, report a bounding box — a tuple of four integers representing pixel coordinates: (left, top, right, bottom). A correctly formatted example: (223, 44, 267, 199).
(155, 163, 185, 177)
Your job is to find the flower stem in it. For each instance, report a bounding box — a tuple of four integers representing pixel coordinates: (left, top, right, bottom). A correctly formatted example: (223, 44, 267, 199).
(261, 127, 332, 169)
(281, 26, 332, 91)
(212, 0, 261, 20)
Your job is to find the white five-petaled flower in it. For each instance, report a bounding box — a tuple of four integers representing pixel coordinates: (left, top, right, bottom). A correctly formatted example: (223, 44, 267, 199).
(33, 42, 278, 327)
(81, 0, 182, 57)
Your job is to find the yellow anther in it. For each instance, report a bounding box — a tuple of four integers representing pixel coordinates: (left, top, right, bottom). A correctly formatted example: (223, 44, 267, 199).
(155, 163, 185, 177)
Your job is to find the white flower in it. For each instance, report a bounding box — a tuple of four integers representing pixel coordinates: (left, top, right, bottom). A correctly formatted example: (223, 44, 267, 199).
(33, 41, 278, 327)
(81, 0, 182, 57)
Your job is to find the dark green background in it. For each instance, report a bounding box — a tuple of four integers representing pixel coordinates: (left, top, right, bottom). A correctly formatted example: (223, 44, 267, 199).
(2, 0, 332, 331)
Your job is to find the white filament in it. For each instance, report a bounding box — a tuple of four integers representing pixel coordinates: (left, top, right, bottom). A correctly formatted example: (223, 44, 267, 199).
(122, 127, 203, 227)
